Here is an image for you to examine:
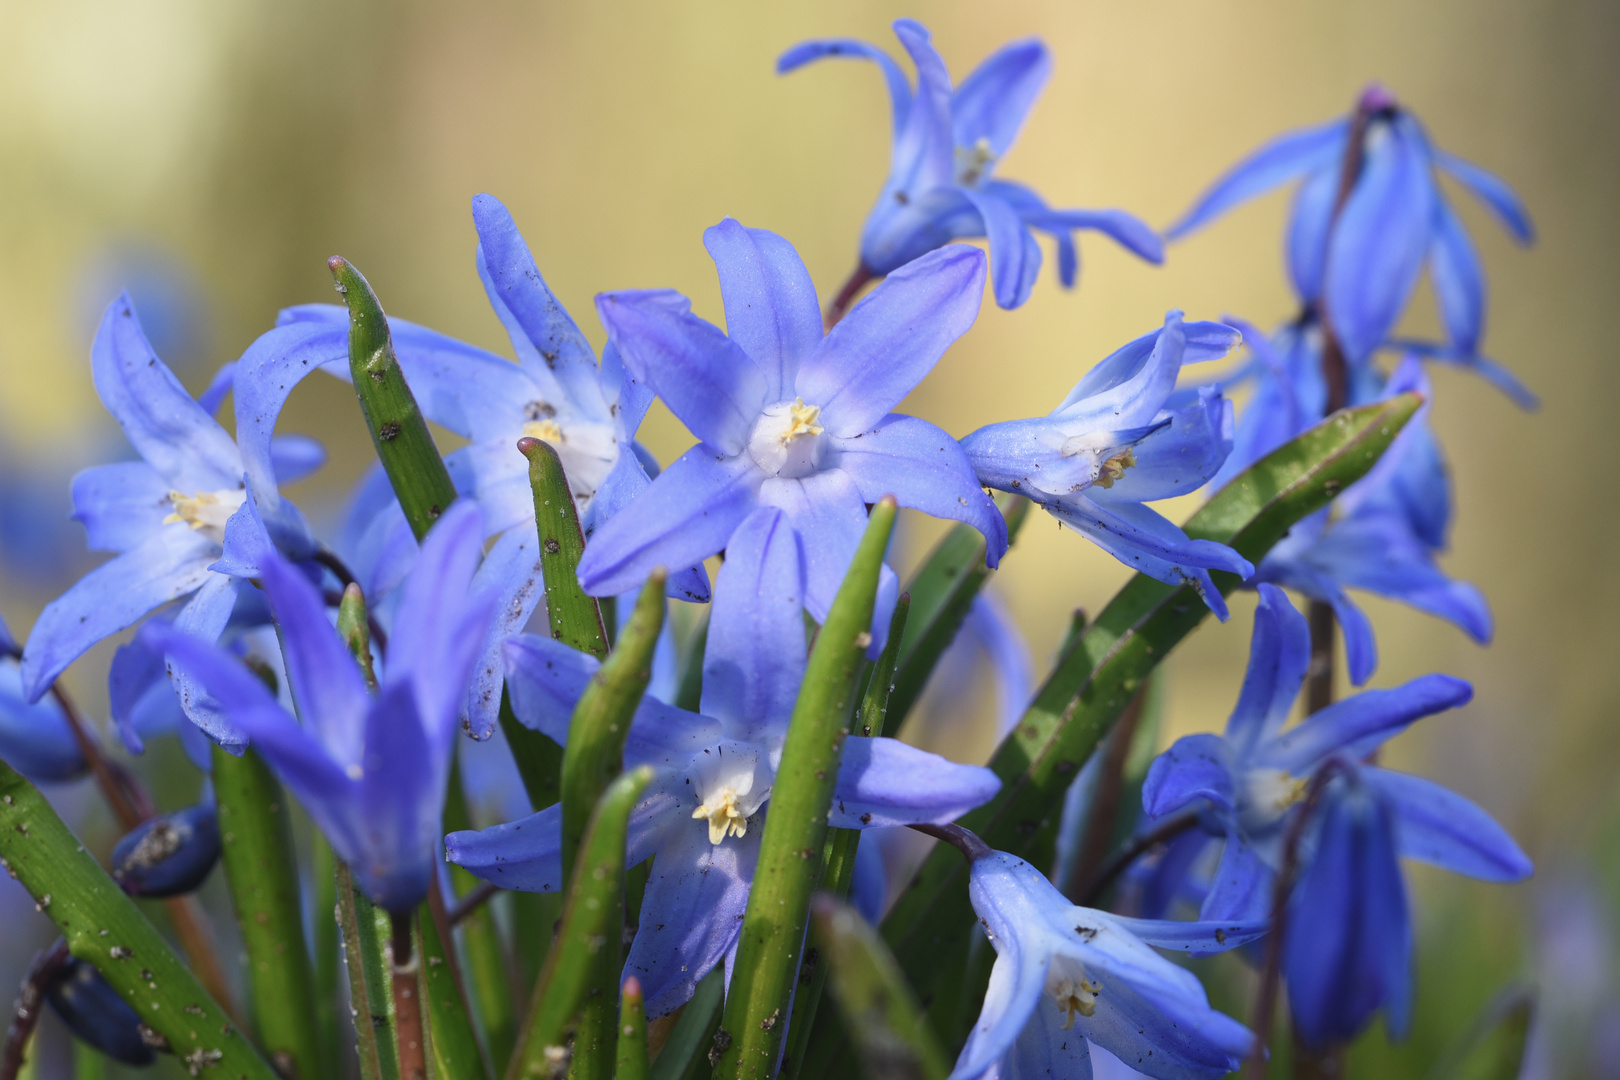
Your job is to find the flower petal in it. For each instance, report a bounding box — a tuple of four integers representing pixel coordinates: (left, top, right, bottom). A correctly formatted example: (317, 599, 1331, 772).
(1360, 766, 1531, 882)
(462, 526, 545, 740)
(595, 289, 767, 455)
(1428, 195, 1485, 356)
(889, 18, 956, 192)
(703, 219, 824, 400)
(830, 737, 1000, 827)
(1024, 207, 1165, 265)
(1199, 832, 1274, 923)
(0, 662, 82, 783)
(1142, 734, 1235, 818)
(1286, 164, 1338, 302)
(959, 187, 1040, 310)
(1224, 584, 1311, 753)
(798, 245, 986, 435)
(758, 468, 868, 625)
(1093, 387, 1233, 502)
(165, 572, 246, 748)
(1259, 674, 1473, 774)
(1165, 119, 1349, 240)
(835, 414, 1009, 565)
(777, 38, 912, 140)
(1434, 150, 1534, 244)
(270, 436, 327, 485)
(576, 446, 762, 598)
(446, 802, 563, 893)
(951, 37, 1049, 157)
(71, 462, 171, 553)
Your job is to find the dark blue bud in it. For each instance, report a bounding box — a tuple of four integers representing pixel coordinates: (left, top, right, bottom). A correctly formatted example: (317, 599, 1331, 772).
(46, 957, 162, 1065)
(0, 663, 86, 783)
(111, 803, 220, 898)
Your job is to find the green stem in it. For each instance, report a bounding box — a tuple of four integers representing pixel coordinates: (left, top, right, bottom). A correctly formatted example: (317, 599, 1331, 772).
(615, 978, 649, 1080)
(445, 763, 519, 1073)
(0, 759, 280, 1078)
(313, 832, 343, 1073)
(212, 745, 323, 1079)
(420, 883, 492, 1080)
(646, 968, 724, 1080)
(857, 592, 911, 739)
(521, 437, 610, 659)
(337, 861, 400, 1080)
(507, 766, 655, 1080)
(329, 256, 458, 542)
(712, 498, 898, 1080)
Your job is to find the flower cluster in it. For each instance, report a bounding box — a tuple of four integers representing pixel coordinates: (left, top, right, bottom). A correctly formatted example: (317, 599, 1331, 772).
(0, 17, 1537, 1080)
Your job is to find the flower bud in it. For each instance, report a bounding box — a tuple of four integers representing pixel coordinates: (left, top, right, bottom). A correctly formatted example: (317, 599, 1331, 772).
(111, 803, 220, 898)
(46, 957, 162, 1065)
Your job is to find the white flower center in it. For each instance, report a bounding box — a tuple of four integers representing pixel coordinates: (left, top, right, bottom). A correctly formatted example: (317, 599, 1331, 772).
(1240, 767, 1310, 832)
(693, 788, 750, 845)
(689, 741, 773, 846)
(747, 398, 827, 479)
(522, 418, 564, 444)
(955, 137, 998, 187)
(1046, 960, 1102, 1030)
(163, 488, 247, 545)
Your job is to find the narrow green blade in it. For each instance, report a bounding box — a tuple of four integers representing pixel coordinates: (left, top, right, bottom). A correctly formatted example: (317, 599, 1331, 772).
(615, 977, 649, 1080)
(522, 436, 610, 660)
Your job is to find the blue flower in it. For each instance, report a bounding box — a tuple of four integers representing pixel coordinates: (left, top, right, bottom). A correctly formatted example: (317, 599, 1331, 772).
(143, 501, 496, 912)
(1167, 85, 1534, 401)
(0, 613, 83, 783)
(19, 297, 324, 748)
(577, 220, 1006, 649)
(952, 847, 1263, 1080)
(1140, 584, 1531, 929)
(962, 312, 1254, 619)
(781, 19, 1163, 310)
(110, 802, 221, 898)
(448, 505, 1001, 1015)
(250, 193, 705, 738)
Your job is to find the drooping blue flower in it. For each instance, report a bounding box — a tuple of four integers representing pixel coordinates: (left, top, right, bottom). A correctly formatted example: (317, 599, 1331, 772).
(962, 312, 1254, 619)
(448, 505, 1001, 1015)
(781, 19, 1163, 310)
(577, 220, 1006, 650)
(1167, 85, 1534, 402)
(18, 297, 326, 747)
(110, 802, 221, 899)
(247, 193, 705, 739)
(143, 501, 496, 912)
(1211, 330, 1491, 683)
(1140, 584, 1531, 930)
(0, 613, 84, 783)
(952, 847, 1264, 1080)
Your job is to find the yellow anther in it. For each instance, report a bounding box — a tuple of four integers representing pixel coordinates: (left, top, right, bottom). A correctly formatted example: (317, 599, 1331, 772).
(163, 489, 246, 542)
(1050, 975, 1102, 1029)
(1095, 448, 1137, 489)
(956, 137, 998, 186)
(693, 788, 749, 845)
(522, 418, 564, 444)
(780, 398, 824, 443)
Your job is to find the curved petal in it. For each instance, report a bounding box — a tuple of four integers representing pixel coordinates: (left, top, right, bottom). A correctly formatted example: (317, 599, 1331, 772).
(777, 38, 911, 138)
(835, 414, 1008, 565)
(71, 462, 171, 553)
(626, 823, 761, 1017)
(1259, 674, 1474, 774)
(951, 930, 1051, 1080)
(1142, 734, 1235, 818)
(1325, 117, 1436, 365)
(355, 679, 441, 910)
(1023, 207, 1165, 265)
(1055, 317, 1240, 417)
(703, 219, 824, 400)
(1428, 195, 1485, 356)
(959, 187, 1040, 310)
(446, 802, 563, 892)
(889, 18, 955, 192)
(576, 446, 763, 598)
(165, 572, 246, 747)
(1286, 164, 1338, 302)
(1096, 388, 1233, 502)
(1224, 584, 1311, 753)
(462, 525, 546, 740)
(1165, 119, 1349, 240)
(1434, 150, 1535, 244)
(1360, 767, 1531, 882)
(986, 997, 1095, 1080)
(91, 295, 242, 492)
(269, 435, 327, 485)
(702, 506, 806, 744)
(1252, 555, 1379, 687)
(758, 468, 869, 626)
(595, 289, 767, 455)
(20, 528, 216, 702)
(1198, 832, 1274, 923)
(830, 737, 1000, 828)
(503, 633, 597, 745)
(952, 37, 1049, 157)
(797, 244, 986, 437)
(1109, 914, 1268, 955)
(471, 193, 609, 422)
(0, 663, 83, 783)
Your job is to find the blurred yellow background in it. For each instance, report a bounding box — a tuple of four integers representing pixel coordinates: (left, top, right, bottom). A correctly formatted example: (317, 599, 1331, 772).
(1, 1, 1616, 1070)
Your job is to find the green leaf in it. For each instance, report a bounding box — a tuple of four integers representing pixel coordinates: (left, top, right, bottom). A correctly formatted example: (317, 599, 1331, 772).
(0, 759, 282, 1078)
(522, 437, 610, 660)
(1425, 983, 1535, 1080)
(445, 756, 519, 1074)
(336, 861, 401, 1080)
(418, 893, 493, 1080)
(811, 893, 950, 1080)
(857, 593, 912, 739)
(328, 257, 459, 542)
(507, 765, 655, 1079)
(712, 497, 898, 1080)
(886, 496, 1029, 731)
(646, 968, 724, 1080)
(212, 744, 324, 1079)
(881, 393, 1423, 1023)
(615, 977, 649, 1080)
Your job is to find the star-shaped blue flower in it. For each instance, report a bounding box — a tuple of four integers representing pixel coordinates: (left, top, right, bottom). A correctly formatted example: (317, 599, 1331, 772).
(1167, 85, 1535, 404)
(448, 505, 1001, 1016)
(961, 312, 1253, 619)
(781, 19, 1164, 310)
(144, 501, 497, 911)
(952, 847, 1264, 1080)
(577, 220, 1006, 649)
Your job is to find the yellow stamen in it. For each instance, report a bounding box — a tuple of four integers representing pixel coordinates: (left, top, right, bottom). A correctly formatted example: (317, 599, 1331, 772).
(692, 788, 749, 845)
(956, 137, 998, 187)
(1051, 976, 1102, 1029)
(522, 418, 564, 444)
(1095, 448, 1137, 489)
(780, 398, 824, 443)
(162, 489, 245, 540)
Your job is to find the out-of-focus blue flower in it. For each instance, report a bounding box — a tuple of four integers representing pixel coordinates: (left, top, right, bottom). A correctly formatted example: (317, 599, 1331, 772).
(781, 19, 1163, 310)
(47, 957, 158, 1066)
(1282, 763, 1413, 1047)
(110, 802, 221, 899)
(1211, 330, 1492, 683)
(1167, 85, 1534, 400)
(962, 312, 1253, 619)
(0, 614, 84, 783)
(1140, 585, 1530, 929)
(952, 847, 1263, 1080)
(448, 506, 1000, 1015)
(578, 220, 1004, 651)
(18, 297, 326, 748)
(251, 194, 704, 739)
(143, 501, 496, 912)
